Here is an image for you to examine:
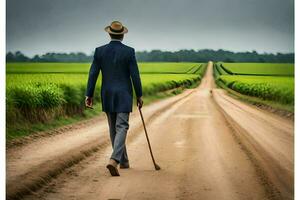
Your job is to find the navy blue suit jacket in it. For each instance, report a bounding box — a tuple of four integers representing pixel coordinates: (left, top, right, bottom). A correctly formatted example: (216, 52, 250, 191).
(86, 41, 142, 113)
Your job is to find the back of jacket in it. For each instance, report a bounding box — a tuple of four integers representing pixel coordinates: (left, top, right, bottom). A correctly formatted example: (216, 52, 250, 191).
(86, 41, 142, 113)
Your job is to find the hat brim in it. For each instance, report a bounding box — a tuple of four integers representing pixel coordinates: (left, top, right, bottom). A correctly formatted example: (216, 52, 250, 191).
(105, 26, 128, 35)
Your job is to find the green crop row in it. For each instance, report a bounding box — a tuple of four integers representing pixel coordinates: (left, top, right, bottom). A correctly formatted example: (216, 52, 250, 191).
(6, 63, 206, 128)
(213, 63, 227, 77)
(217, 75, 294, 105)
(217, 63, 294, 76)
(6, 62, 202, 74)
(213, 62, 294, 108)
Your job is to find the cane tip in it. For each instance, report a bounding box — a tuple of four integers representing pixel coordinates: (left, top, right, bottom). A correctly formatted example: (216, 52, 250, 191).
(155, 164, 161, 170)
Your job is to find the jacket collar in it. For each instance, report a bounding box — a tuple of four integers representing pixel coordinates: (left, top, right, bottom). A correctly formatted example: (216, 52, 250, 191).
(110, 39, 122, 44)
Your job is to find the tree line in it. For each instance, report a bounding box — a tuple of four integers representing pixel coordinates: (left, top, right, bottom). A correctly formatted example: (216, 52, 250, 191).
(6, 49, 294, 63)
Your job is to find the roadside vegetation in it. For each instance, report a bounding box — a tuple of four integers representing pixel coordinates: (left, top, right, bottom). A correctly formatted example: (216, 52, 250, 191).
(6, 62, 207, 139)
(213, 62, 294, 113)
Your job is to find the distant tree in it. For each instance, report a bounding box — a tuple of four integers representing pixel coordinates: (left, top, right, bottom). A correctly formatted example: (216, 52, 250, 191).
(6, 51, 30, 62)
(6, 50, 294, 63)
(6, 52, 15, 62)
(32, 55, 41, 62)
(224, 58, 235, 63)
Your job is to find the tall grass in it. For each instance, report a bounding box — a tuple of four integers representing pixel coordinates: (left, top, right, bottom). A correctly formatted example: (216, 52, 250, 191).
(218, 75, 294, 105)
(6, 63, 206, 130)
(213, 62, 294, 106)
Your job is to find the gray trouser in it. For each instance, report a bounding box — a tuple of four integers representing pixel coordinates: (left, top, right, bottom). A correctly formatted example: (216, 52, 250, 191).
(106, 112, 130, 164)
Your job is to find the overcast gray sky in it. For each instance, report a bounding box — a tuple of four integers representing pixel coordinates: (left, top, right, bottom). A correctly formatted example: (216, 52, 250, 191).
(6, 0, 294, 56)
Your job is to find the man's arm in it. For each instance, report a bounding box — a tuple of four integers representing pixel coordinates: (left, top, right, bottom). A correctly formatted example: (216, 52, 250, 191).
(129, 48, 143, 108)
(85, 48, 101, 108)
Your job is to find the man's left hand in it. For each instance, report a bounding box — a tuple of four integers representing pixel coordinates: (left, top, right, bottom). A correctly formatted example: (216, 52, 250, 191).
(137, 97, 143, 109)
(85, 96, 93, 109)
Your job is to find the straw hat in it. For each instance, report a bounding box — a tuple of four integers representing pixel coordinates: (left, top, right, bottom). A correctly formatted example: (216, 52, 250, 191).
(105, 21, 128, 35)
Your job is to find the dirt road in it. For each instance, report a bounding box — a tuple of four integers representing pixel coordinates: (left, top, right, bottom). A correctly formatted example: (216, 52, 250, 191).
(7, 62, 293, 200)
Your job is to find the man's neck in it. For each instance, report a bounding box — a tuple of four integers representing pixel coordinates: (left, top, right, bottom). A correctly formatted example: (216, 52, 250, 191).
(111, 39, 122, 42)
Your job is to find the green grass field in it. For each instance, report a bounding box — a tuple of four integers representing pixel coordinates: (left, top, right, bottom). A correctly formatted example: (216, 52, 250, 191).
(222, 63, 294, 76)
(6, 62, 206, 139)
(6, 62, 202, 74)
(213, 63, 294, 111)
(6, 73, 201, 87)
(218, 75, 294, 104)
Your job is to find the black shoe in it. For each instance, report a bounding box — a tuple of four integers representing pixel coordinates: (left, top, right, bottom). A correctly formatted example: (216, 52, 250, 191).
(120, 162, 130, 169)
(106, 159, 120, 176)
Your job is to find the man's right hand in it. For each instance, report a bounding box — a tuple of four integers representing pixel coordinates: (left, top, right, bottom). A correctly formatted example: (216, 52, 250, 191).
(85, 96, 93, 109)
(137, 97, 143, 109)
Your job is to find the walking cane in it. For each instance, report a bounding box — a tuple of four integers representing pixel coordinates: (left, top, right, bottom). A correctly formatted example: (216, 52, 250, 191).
(138, 107, 161, 170)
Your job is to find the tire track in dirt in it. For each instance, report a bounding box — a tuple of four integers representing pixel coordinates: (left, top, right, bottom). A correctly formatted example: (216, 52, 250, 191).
(212, 89, 293, 200)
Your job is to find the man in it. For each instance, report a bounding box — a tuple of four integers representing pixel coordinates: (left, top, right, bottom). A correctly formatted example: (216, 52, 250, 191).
(85, 21, 143, 176)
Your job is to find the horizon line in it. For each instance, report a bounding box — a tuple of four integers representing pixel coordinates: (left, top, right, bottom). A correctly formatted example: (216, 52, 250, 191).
(6, 48, 295, 58)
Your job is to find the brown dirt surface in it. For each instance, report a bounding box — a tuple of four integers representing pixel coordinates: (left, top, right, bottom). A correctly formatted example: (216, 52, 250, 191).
(7, 62, 293, 200)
